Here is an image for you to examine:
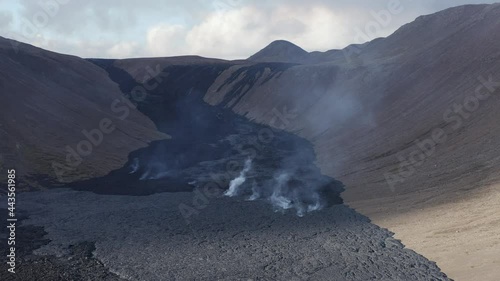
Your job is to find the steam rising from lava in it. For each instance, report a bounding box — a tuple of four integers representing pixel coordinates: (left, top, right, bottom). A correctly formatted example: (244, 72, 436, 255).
(224, 158, 252, 197)
(266, 171, 325, 217)
(224, 158, 334, 217)
(129, 158, 139, 174)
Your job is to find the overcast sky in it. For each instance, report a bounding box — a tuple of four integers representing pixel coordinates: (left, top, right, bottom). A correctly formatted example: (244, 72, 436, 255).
(0, 0, 497, 59)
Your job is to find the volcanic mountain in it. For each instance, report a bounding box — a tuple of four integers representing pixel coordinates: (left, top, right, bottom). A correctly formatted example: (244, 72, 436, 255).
(1, 3, 499, 280)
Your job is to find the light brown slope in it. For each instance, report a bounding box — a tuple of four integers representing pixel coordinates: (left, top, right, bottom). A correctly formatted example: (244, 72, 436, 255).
(0, 37, 167, 188)
(203, 4, 500, 280)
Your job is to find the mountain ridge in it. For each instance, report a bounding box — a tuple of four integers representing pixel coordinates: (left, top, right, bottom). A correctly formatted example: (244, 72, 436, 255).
(248, 39, 309, 63)
(0, 36, 168, 188)
(1, 3, 500, 280)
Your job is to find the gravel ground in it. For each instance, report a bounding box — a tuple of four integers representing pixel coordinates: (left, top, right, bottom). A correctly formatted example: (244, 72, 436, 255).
(0, 209, 124, 281)
(2, 189, 451, 281)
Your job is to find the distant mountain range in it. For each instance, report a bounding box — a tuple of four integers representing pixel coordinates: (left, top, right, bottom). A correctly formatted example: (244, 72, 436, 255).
(1, 3, 500, 279)
(2, 3, 500, 200)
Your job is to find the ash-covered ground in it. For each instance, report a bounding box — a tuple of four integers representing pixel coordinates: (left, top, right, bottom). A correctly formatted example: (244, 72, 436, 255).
(5, 189, 449, 281)
(1, 62, 451, 280)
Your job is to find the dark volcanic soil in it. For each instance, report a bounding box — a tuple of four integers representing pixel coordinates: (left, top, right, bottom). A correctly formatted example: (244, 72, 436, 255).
(1, 59, 450, 280)
(0, 209, 123, 281)
(11, 190, 450, 281)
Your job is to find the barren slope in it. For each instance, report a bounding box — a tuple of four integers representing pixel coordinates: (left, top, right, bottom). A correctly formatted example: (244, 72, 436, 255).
(0, 37, 168, 188)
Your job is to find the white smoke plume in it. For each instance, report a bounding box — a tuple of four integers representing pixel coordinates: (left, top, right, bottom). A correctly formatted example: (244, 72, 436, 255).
(129, 158, 139, 174)
(221, 140, 342, 217)
(224, 158, 253, 197)
(267, 171, 326, 217)
(248, 182, 260, 201)
(270, 173, 293, 210)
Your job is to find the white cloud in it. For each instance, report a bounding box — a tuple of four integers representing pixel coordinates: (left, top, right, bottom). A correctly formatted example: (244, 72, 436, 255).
(2, 0, 498, 59)
(185, 6, 268, 58)
(146, 5, 348, 59)
(146, 24, 187, 57)
(0, 10, 12, 29)
(107, 41, 140, 58)
(267, 5, 346, 51)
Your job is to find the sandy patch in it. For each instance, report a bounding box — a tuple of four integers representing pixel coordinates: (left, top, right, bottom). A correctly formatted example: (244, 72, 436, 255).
(347, 183, 500, 281)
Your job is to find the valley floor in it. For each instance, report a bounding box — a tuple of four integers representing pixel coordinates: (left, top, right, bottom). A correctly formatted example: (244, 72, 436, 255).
(1, 189, 450, 280)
